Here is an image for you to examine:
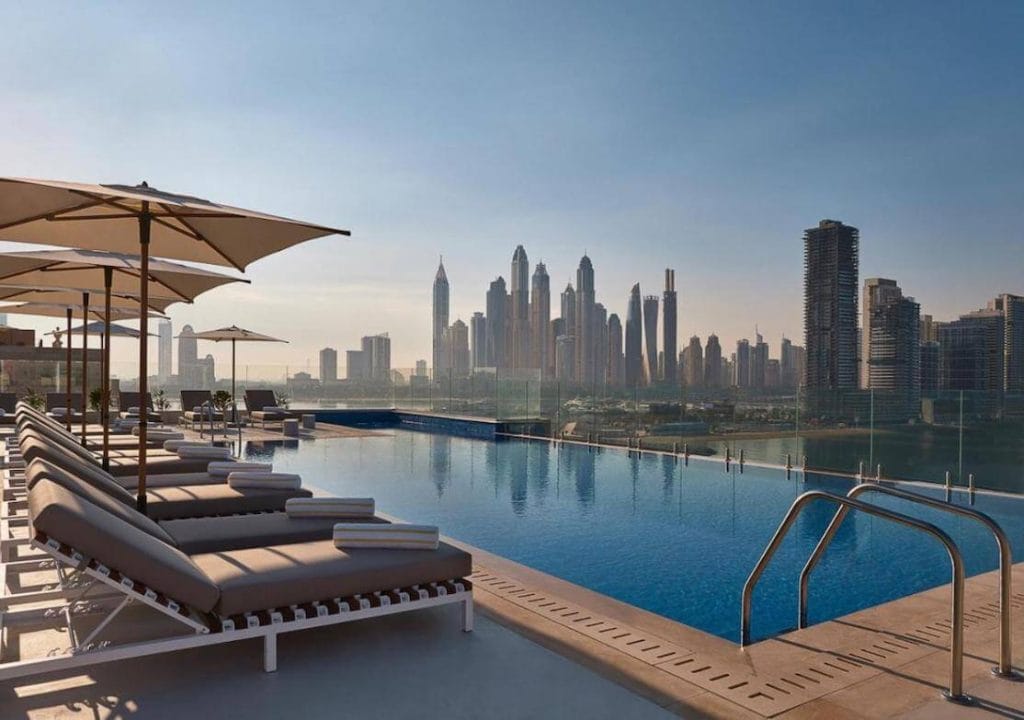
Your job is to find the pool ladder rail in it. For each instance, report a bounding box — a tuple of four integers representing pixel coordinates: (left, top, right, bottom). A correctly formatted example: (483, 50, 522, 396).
(740, 485, 1019, 705)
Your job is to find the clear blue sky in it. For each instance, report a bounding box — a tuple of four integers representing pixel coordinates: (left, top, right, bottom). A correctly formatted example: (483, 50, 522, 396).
(1, 1, 1021, 371)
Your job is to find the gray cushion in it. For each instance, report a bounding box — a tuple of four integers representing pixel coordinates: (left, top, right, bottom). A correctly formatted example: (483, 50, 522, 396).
(143, 484, 313, 521)
(163, 513, 388, 554)
(26, 459, 177, 546)
(193, 540, 472, 616)
(22, 448, 135, 504)
(28, 479, 219, 613)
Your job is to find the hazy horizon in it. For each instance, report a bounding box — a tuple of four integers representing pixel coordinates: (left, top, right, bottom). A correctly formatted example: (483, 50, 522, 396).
(1, 1, 1021, 372)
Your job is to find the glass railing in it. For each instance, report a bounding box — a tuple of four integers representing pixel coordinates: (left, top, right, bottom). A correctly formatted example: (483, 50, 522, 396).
(10, 355, 1021, 494)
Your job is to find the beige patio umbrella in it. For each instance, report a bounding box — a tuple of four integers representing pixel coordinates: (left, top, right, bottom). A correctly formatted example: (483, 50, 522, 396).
(0, 302, 164, 441)
(0, 249, 247, 469)
(0, 178, 348, 512)
(192, 326, 288, 424)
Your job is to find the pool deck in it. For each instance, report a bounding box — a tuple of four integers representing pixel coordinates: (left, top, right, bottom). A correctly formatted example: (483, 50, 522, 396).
(2, 429, 1022, 718)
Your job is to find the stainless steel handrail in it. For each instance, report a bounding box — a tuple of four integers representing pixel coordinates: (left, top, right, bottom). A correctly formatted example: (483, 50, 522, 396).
(799, 482, 1018, 680)
(740, 490, 970, 703)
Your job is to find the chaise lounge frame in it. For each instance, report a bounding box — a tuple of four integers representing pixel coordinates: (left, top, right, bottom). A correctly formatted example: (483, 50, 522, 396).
(0, 531, 473, 682)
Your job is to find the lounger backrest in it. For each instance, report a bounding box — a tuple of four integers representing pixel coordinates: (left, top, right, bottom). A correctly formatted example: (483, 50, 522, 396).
(20, 436, 134, 504)
(17, 403, 79, 435)
(46, 392, 82, 411)
(17, 421, 99, 467)
(29, 479, 219, 613)
(0, 392, 16, 413)
(26, 459, 175, 545)
(180, 390, 212, 410)
(119, 392, 156, 411)
(244, 389, 277, 411)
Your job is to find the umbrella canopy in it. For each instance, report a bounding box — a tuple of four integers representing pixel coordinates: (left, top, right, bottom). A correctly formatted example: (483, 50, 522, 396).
(0, 179, 349, 270)
(0, 286, 177, 314)
(193, 325, 287, 343)
(0, 177, 349, 513)
(46, 321, 153, 339)
(0, 302, 163, 322)
(0, 249, 248, 301)
(193, 326, 287, 424)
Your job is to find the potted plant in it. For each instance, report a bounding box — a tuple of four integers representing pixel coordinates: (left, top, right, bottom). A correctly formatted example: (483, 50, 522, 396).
(212, 390, 233, 412)
(22, 388, 44, 411)
(153, 388, 170, 411)
(89, 388, 104, 412)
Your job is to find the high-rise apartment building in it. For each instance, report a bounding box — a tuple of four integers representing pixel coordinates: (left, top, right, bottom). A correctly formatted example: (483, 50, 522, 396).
(863, 279, 920, 416)
(804, 219, 859, 397)
(735, 339, 750, 388)
(360, 334, 391, 380)
(920, 341, 940, 399)
(751, 332, 768, 390)
(624, 284, 643, 387)
(704, 334, 722, 388)
(937, 309, 1005, 395)
(530, 262, 551, 376)
(346, 350, 367, 380)
(470, 312, 487, 370)
(991, 293, 1024, 392)
(593, 302, 608, 389)
(642, 295, 659, 384)
(510, 246, 530, 370)
(432, 259, 449, 376)
(575, 255, 595, 384)
(559, 283, 576, 382)
(178, 324, 198, 388)
(444, 320, 470, 377)
(319, 347, 338, 383)
(780, 336, 796, 389)
(486, 277, 508, 368)
(607, 313, 624, 387)
(157, 319, 172, 383)
(685, 336, 703, 388)
(555, 334, 575, 383)
(662, 269, 678, 384)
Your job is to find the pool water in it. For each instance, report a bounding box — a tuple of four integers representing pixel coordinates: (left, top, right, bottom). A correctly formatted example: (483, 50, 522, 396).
(243, 430, 1024, 643)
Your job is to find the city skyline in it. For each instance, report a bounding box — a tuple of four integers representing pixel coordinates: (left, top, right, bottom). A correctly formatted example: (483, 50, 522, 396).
(1, 3, 1021, 371)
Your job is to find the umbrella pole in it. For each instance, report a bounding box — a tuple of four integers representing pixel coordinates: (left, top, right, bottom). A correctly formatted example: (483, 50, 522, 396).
(81, 292, 89, 445)
(65, 308, 72, 432)
(232, 337, 236, 425)
(137, 201, 151, 514)
(102, 269, 112, 471)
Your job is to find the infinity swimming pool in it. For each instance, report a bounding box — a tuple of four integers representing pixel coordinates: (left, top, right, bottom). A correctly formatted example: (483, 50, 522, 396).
(243, 430, 1024, 643)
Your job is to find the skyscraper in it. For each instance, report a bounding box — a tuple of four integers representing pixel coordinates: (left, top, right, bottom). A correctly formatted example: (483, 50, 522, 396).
(486, 276, 508, 368)
(751, 332, 768, 390)
(642, 295, 659, 384)
(593, 302, 608, 388)
(662, 269, 678, 384)
(704, 334, 722, 388)
(445, 320, 470, 377)
(804, 219, 859, 397)
(470, 312, 487, 369)
(863, 279, 920, 416)
(685, 336, 703, 388)
(607, 313, 624, 387)
(735, 339, 750, 388)
(319, 347, 338, 383)
(780, 336, 796, 389)
(361, 334, 391, 380)
(432, 259, 450, 376)
(625, 284, 643, 387)
(510, 246, 530, 370)
(178, 324, 197, 388)
(991, 293, 1024, 392)
(529, 262, 551, 376)
(575, 255, 595, 385)
(938, 309, 1004, 399)
(560, 283, 576, 382)
(157, 319, 172, 383)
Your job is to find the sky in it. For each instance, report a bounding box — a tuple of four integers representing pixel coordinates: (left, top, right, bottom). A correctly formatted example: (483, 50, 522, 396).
(0, 1, 1021, 374)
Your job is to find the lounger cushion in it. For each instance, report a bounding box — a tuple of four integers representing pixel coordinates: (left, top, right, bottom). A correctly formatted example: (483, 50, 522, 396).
(162, 512, 388, 554)
(20, 437, 136, 504)
(28, 480, 219, 613)
(106, 454, 215, 477)
(194, 539, 472, 616)
(26, 460, 177, 546)
(143, 484, 313, 521)
(112, 471, 226, 490)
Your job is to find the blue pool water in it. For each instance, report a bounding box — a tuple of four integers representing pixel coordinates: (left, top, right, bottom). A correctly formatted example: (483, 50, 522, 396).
(243, 430, 1024, 643)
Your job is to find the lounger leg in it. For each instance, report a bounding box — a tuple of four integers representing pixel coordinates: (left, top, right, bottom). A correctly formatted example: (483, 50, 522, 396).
(462, 596, 474, 633)
(263, 631, 278, 672)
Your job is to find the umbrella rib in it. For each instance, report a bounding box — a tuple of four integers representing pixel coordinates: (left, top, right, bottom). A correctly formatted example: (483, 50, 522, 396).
(0, 197, 109, 231)
(158, 203, 245, 271)
(0, 259, 62, 283)
(112, 267, 194, 302)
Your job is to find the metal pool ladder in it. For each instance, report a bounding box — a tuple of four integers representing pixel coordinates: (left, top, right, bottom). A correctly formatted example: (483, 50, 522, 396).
(740, 490, 972, 703)
(799, 482, 1018, 682)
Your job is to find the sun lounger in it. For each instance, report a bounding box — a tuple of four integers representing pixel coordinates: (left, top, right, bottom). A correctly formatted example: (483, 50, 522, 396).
(245, 389, 299, 429)
(0, 478, 472, 681)
(0, 392, 16, 425)
(180, 390, 225, 431)
(24, 457, 313, 521)
(118, 391, 163, 422)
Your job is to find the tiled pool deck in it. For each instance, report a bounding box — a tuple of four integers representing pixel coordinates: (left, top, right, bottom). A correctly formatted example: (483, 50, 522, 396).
(2, 426, 1022, 718)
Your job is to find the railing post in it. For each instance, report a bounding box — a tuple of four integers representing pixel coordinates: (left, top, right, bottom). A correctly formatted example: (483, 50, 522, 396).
(739, 448, 744, 474)
(683, 443, 689, 466)
(725, 448, 730, 472)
